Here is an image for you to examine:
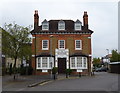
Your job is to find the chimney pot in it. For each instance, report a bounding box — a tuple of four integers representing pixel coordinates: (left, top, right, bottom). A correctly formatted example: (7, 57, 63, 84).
(35, 10, 38, 14)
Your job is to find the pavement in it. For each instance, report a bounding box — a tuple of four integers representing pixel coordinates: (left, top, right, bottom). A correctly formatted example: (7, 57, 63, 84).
(2, 72, 119, 92)
(2, 73, 80, 91)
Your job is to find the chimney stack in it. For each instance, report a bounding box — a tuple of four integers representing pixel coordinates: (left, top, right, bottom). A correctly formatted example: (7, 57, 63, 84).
(83, 11, 88, 29)
(34, 10, 39, 29)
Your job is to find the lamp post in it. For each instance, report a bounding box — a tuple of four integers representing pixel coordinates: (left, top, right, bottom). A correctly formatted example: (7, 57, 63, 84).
(106, 49, 109, 70)
(106, 49, 109, 63)
(50, 35, 53, 79)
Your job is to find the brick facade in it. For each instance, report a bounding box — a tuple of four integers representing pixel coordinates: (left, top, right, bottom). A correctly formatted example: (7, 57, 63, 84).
(31, 10, 93, 75)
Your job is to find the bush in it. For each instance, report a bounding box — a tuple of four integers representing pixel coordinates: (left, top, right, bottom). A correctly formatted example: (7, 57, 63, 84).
(52, 67, 58, 74)
(20, 67, 26, 75)
(65, 69, 72, 75)
(20, 66, 33, 75)
(27, 66, 33, 75)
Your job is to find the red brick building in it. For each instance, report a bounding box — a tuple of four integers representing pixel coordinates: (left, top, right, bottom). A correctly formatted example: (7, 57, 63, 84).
(31, 10, 93, 75)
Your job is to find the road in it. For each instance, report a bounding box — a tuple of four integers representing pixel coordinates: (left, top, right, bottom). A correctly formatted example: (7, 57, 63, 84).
(2, 72, 119, 92)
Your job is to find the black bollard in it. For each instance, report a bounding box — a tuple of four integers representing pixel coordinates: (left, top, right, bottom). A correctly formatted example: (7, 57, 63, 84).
(79, 72, 81, 77)
(66, 73, 68, 78)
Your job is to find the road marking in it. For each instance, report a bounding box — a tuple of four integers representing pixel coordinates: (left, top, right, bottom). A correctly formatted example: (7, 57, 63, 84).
(39, 80, 53, 86)
(16, 88, 26, 91)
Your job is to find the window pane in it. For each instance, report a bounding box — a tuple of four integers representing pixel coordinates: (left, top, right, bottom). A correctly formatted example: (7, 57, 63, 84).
(77, 57, 82, 67)
(71, 57, 75, 67)
(42, 40, 48, 49)
(42, 22, 49, 30)
(58, 21, 65, 30)
(38, 58, 41, 67)
(75, 23, 81, 30)
(83, 57, 87, 67)
(42, 57, 48, 68)
(75, 40, 81, 49)
(59, 40, 65, 48)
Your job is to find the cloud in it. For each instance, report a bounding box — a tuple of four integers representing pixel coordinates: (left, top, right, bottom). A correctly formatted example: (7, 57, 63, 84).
(0, 0, 118, 57)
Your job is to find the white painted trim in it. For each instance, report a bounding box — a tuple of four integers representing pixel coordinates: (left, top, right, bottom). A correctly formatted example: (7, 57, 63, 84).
(32, 55, 35, 57)
(42, 23, 49, 30)
(58, 20, 65, 30)
(74, 23, 82, 30)
(58, 40, 65, 49)
(42, 40, 49, 50)
(36, 57, 54, 69)
(32, 37, 35, 39)
(89, 54, 92, 57)
(88, 37, 91, 39)
(77, 69, 83, 72)
(55, 49, 69, 69)
(70, 57, 87, 69)
(42, 70, 48, 72)
(75, 40, 82, 50)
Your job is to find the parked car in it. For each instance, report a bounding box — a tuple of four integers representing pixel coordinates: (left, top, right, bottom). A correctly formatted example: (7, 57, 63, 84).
(95, 67, 107, 72)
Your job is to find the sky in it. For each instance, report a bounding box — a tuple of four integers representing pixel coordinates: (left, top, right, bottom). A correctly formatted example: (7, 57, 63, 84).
(0, 0, 118, 58)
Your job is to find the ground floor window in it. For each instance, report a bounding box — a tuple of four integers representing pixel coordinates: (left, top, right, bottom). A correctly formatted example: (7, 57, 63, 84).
(70, 57, 87, 69)
(37, 57, 54, 69)
(71, 57, 75, 68)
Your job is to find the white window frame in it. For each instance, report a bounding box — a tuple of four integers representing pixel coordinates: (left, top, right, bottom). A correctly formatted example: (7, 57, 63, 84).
(82, 57, 87, 69)
(75, 23, 82, 30)
(70, 57, 76, 69)
(42, 57, 48, 68)
(58, 40, 65, 49)
(77, 57, 82, 68)
(58, 21, 65, 30)
(70, 57, 87, 69)
(37, 57, 54, 70)
(42, 40, 49, 50)
(42, 23, 49, 30)
(75, 40, 82, 50)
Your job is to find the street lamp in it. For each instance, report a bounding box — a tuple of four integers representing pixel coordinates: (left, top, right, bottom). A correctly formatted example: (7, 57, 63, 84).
(50, 35, 53, 79)
(106, 49, 109, 70)
(106, 49, 109, 63)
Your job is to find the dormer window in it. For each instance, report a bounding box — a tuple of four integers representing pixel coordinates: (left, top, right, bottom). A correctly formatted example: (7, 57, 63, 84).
(58, 20, 65, 30)
(42, 19, 49, 30)
(75, 19, 82, 30)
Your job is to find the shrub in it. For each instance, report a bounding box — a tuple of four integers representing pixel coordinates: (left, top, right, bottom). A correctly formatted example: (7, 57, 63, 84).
(20, 66, 33, 75)
(65, 69, 72, 75)
(52, 67, 58, 74)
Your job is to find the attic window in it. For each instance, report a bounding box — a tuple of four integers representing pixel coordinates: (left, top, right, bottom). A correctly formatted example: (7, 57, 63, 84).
(75, 19, 82, 30)
(42, 19, 49, 30)
(58, 20, 65, 30)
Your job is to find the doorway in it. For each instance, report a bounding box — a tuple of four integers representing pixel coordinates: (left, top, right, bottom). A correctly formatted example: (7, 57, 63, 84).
(58, 58, 66, 73)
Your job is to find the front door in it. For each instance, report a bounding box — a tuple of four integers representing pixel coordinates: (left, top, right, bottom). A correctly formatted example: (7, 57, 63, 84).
(58, 58, 66, 73)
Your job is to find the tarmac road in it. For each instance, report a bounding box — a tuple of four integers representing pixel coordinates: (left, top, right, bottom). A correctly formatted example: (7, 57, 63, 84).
(2, 72, 119, 92)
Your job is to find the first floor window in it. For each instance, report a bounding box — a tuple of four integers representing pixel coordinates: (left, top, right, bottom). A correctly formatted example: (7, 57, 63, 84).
(42, 57, 48, 68)
(42, 40, 49, 50)
(75, 40, 82, 50)
(59, 40, 65, 49)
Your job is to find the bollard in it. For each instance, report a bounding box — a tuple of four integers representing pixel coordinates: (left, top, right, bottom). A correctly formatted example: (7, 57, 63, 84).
(79, 72, 81, 77)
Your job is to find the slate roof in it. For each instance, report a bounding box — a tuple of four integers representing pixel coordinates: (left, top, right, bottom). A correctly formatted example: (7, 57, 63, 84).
(31, 20, 93, 34)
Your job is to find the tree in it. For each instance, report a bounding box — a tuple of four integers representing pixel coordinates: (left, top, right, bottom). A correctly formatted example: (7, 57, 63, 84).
(92, 58, 101, 68)
(2, 23, 32, 78)
(110, 50, 120, 62)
